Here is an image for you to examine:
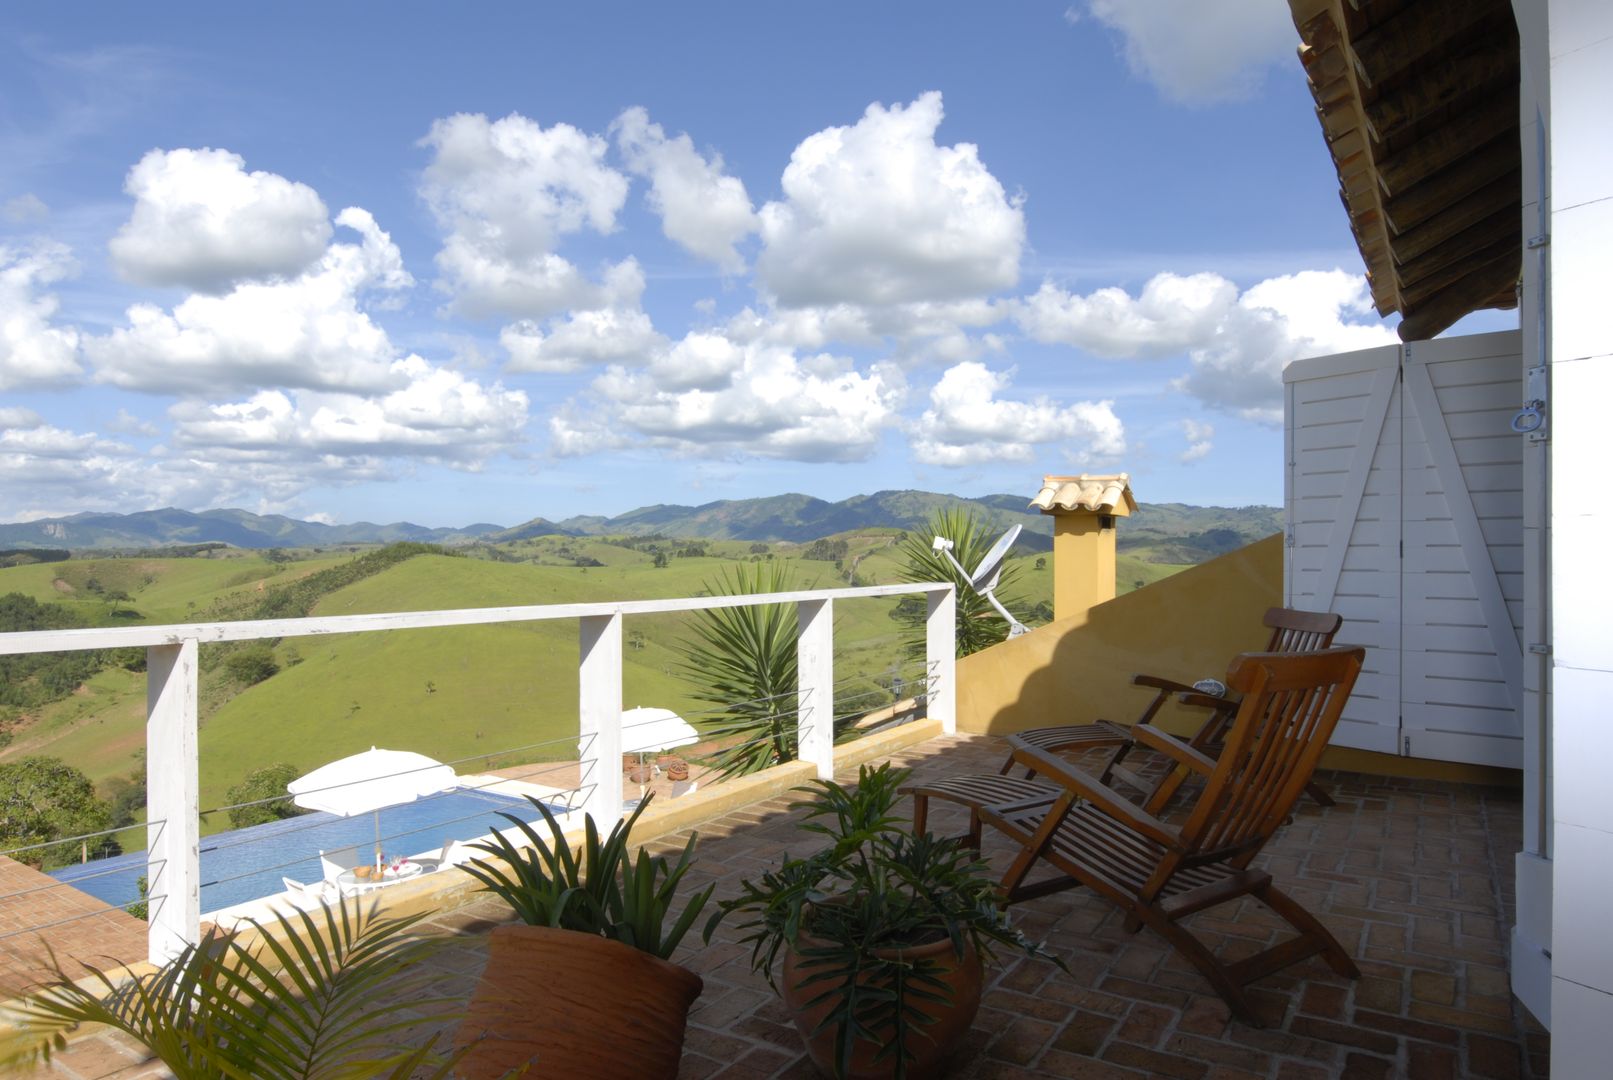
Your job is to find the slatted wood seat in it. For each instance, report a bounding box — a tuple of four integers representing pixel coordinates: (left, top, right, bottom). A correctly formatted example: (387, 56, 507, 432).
(982, 646, 1366, 1024)
(900, 608, 1343, 845)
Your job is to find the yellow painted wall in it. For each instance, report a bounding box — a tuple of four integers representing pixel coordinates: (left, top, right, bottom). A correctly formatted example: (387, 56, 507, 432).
(955, 532, 1520, 785)
(1051, 515, 1117, 621)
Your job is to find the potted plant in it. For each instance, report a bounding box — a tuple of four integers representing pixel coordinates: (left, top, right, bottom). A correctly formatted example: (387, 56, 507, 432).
(454, 795, 713, 1079)
(703, 762, 1061, 1080)
(0, 902, 463, 1078)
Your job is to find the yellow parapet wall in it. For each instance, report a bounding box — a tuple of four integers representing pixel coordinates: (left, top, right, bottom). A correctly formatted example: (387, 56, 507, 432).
(958, 534, 1285, 737)
(956, 532, 1520, 786)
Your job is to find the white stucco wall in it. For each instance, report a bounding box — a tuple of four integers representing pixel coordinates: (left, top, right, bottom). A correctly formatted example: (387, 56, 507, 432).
(1543, 0, 1613, 1072)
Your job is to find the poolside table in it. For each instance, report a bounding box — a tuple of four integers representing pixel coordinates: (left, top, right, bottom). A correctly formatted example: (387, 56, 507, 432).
(335, 857, 440, 895)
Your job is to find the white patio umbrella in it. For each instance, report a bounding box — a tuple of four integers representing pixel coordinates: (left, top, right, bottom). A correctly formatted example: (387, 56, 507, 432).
(588, 708, 700, 806)
(287, 747, 458, 870)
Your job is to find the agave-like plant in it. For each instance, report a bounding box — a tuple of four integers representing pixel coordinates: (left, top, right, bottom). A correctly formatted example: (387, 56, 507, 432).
(673, 560, 804, 779)
(462, 794, 712, 960)
(0, 901, 463, 1079)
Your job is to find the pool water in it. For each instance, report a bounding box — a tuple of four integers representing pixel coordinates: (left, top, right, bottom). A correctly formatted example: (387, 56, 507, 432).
(51, 787, 554, 916)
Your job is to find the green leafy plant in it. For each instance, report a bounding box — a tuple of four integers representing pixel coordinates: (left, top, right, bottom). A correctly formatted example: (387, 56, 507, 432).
(895, 508, 1027, 658)
(703, 762, 1060, 1078)
(0, 902, 463, 1079)
(463, 795, 712, 961)
(674, 561, 802, 779)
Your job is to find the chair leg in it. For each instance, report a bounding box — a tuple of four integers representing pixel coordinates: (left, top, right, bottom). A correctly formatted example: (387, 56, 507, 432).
(1304, 780, 1336, 807)
(1255, 881, 1360, 979)
(1134, 905, 1260, 1024)
(911, 792, 929, 837)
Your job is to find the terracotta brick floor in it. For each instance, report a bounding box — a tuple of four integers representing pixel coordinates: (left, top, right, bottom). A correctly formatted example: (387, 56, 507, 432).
(25, 732, 1549, 1079)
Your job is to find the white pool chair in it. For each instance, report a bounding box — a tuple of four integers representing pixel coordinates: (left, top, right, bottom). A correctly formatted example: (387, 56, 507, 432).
(319, 846, 361, 882)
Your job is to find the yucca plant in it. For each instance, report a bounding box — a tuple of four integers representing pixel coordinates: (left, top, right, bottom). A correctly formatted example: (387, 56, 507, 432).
(462, 794, 712, 960)
(674, 560, 803, 779)
(0, 901, 463, 1078)
(896, 507, 1029, 659)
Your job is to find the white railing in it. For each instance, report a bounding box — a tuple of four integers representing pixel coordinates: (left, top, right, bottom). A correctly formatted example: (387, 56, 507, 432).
(0, 582, 956, 965)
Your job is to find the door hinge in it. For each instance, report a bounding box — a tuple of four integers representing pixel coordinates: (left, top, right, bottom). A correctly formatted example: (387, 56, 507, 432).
(1528, 643, 1552, 655)
(1403, 734, 1411, 756)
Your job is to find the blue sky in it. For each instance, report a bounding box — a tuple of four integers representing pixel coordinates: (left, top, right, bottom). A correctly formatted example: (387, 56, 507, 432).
(0, 2, 1514, 527)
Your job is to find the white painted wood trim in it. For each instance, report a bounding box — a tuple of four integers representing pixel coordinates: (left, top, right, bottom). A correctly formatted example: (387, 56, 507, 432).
(577, 614, 624, 821)
(0, 583, 941, 655)
(797, 598, 835, 779)
(146, 640, 199, 965)
(926, 587, 957, 735)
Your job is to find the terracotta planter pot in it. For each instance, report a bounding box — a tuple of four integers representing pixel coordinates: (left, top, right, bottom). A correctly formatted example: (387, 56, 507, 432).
(454, 924, 703, 1079)
(781, 932, 982, 1079)
(665, 759, 690, 782)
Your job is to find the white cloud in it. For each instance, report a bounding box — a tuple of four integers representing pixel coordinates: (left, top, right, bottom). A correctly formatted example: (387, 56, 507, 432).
(501, 259, 667, 373)
(86, 208, 413, 394)
(1179, 418, 1213, 462)
(106, 408, 160, 437)
(108, 148, 333, 292)
(0, 417, 141, 513)
(756, 92, 1024, 309)
(0, 240, 83, 389)
(910, 360, 1125, 466)
(0, 406, 44, 430)
(551, 334, 902, 463)
(1086, 0, 1297, 105)
(613, 107, 757, 272)
(420, 112, 629, 318)
(1015, 273, 1236, 358)
(3, 194, 49, 224)
(168, 356, 529, 464)
(1175, 269, 1394, 423)
(1018, 269, 1393, 422)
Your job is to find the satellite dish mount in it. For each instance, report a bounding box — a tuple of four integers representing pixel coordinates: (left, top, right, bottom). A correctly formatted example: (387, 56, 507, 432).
(932, 524, 1030, 638)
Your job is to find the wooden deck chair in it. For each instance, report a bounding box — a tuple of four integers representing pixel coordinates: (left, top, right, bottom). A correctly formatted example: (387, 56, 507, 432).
(902, 607, 1342, 844)
(981, 646, 1365, 1024)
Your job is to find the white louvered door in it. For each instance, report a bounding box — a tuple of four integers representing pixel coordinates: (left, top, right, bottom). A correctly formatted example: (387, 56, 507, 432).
(1285, 330, 1523, 766)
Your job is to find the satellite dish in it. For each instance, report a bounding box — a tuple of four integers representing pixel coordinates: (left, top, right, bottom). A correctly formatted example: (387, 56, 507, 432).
(969, 524, 1022, 593)
(931, 525, 1030, 638)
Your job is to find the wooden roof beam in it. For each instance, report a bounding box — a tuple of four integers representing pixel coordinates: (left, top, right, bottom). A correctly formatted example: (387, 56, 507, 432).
(1391, 169, 1519, 264)
(1398, 234, 1519, 309)
(1397, 246, 1519, 341)
(1348, 0, 1497, 87)
(1384, 133, 1520, 234)
(1374, 93, 1518, 196)
(1363, 42, 1517, 143)
(1393, 203, 1521, 291)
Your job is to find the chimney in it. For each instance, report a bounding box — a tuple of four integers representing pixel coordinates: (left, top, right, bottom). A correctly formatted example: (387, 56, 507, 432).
(1028, 473, 1136, 622)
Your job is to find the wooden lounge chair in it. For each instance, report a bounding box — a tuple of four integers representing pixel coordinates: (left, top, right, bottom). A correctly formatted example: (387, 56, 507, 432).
(902, 607, 1342, 842)
(982, 646, 1365, 1024)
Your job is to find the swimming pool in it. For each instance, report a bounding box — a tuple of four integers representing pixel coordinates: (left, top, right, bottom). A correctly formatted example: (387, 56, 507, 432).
(51, 787, 555, 916)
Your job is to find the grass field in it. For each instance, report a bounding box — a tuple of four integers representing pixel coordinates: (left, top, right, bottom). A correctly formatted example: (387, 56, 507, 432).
(1, 532, 1187, 834)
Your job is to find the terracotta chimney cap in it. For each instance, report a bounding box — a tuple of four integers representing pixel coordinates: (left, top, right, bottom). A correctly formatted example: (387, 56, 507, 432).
(1029, 473, 1136, 516)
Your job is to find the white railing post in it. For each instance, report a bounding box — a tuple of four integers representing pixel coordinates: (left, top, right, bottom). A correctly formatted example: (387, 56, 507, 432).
(926, 587, 956, 735)
(797, 598, 835, 779)
(577, 613, 624, 820)
(146, 639, 199, 964)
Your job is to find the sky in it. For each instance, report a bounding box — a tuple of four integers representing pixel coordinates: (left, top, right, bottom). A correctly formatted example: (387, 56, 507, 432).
(0, 2, 1516, 528)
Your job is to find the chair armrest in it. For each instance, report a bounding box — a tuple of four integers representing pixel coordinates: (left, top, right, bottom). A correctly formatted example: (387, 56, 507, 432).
(1177, 691, 1236, 713)
(1131, 673, 1200, 695)
(1007, 736, 1181, 849)
(1132, 724, 1218, 775)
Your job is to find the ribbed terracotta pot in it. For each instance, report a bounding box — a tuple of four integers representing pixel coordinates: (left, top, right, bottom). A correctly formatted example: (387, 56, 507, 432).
(454, 924, 704, 1079)
(781, 933, 982, 1079)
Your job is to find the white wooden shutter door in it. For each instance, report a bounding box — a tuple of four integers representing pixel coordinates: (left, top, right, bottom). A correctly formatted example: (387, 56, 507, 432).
(1399, 333, 1523, 767)
(1285, 343, 1403, 754)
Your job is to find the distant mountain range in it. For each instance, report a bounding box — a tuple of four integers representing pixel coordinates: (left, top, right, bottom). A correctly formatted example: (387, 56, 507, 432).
(0, 492, 1283, 556)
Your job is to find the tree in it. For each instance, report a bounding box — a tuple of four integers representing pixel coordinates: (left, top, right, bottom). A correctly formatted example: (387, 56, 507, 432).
(675, 562, 801, 779)
(224, 762, 307, 828)
(0, 757, 113, 870)
(895, 508, 1027, 659)
(224, 645, 279, 685)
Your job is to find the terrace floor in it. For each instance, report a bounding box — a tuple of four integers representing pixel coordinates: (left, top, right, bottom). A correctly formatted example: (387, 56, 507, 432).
(29, 731, 1550, 1079)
